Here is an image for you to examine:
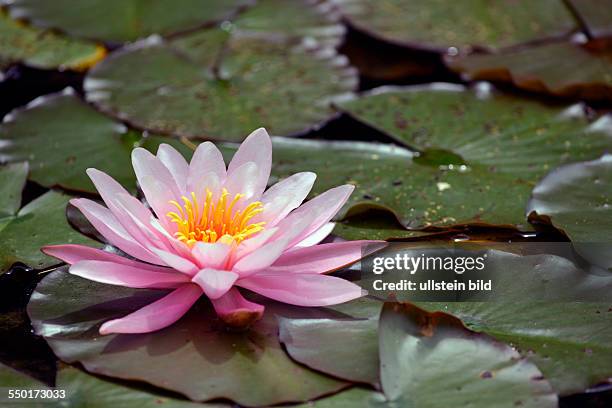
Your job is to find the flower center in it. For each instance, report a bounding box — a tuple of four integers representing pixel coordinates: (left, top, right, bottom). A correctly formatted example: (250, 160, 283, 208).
(166, 188, 265, 247)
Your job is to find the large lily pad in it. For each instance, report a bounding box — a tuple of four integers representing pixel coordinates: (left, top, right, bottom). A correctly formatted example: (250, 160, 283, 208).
(84, 2, 356, 141)
(282, 301, 558, 407)
(28, 270, 349, 406)
(377, 303, 557, 407)
(3, 0, 252, 43)
(335, 84, 612, 228)
(0, 9, 104, 71)
(331, 0, 576, 51)
(527, 154, 612, 271)
(285, 248, 612, 395)
(446, 41, 612, 101)
(567, 0, 612, 39)
(0, 190, 98, 274)
(0, 91, 141, 193)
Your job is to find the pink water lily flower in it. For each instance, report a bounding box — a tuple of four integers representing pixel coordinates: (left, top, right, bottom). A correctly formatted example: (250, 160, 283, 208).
(43, 128, 379, 334)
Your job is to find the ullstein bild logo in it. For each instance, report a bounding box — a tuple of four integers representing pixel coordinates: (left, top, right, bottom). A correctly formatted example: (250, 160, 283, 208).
(369, 252, 492, 292)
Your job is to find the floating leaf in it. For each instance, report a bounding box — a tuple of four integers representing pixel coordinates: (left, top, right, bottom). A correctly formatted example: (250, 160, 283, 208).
(331, 0, 576, 51)
(527, 154, 612, 271)
(567, 0, 612, 39)
(336, 84, 612, 228)
(85, 1, 356, 141)
(0, 91, 142, 193)
(290, 248, 612, 395)
(3, 0, 252, 43)
(377, 303, 557, 407)
(279, 297, 381, 385)
(28, 271, 349, 406)
(0, 162, 27, 220)
(0, 191, 98, 274)
(447, 41, 612, 101)
(0, 9, 104, 71)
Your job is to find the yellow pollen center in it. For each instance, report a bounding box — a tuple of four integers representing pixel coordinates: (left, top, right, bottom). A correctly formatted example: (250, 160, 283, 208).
(166, 188, 265, 247)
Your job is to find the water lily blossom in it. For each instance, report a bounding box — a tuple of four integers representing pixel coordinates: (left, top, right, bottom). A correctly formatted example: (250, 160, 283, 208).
(43, 128, 381, 334)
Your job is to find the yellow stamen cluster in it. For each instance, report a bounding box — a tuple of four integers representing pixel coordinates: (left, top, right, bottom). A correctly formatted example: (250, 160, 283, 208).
(167, 188, 265, 246)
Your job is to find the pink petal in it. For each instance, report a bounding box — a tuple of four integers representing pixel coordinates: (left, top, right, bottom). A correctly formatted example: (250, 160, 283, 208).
(70, 198, 162, 265)
(87, 170, 167, 250)
(187, 142, 226, 196)
(269, 240, 385, 274)
(211, 287, 264, 327)
(99, 283, 202, 335)
(237, 273, 365, 307)
(233, 227, 278, 261)
(256, 172, 316, 227)
(275, 185, 354, 248)
(70, 260, 189, 288)
(42, 245, 172, 273)
(294, 222, 335, 248)
(149, 217, 194, 260)
(149, 247, 199, 276)
(86, 168, 130, 208)
(233, 238, 290, 276)
(114, 194, 174, 253)
(223, 161, 259, 202)
(227, 128, 271, 200)
(192, 242, 232, 270)
(192, 269, 238, 299)
(157, 143, 189, 193)
(132, 148, 181, 222)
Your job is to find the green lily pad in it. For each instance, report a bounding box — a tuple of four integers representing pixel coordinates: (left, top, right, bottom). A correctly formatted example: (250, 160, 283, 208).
(287, 248, 612, 395)
(28, 271, 349, 406)
(0, 91, 142, 193)
(377, 303, 557, 407)
(0, 362, 225, 407)
(279, 297, 381, 385)
(0, 190, 98, 274)
(446, 41, 612, 101)
(335, 84, 612, 228)
(331, 0, 576, 51)
(0, 162, 27, 220)
(84, 2, 356, 141)
(282, 300, 558, 407)
(3, 0, 252, 43)
(0, 9, 104, 71)
(527, 154, 612, 271)
(567, 0, 612, 39)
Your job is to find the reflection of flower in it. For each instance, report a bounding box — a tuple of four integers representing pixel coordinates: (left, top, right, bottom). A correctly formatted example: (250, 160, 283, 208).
(44, 128, 380, 334)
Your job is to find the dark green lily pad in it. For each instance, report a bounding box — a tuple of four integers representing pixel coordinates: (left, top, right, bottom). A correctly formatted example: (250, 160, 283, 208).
(0, 162, 27, 220)
(84, 1, 356, 141)
(446, 41, 612, 101)
(28, 271, 349, 406)
(335, 84, 612, 228)
(377, 303, 557, 407)
(285, 248, 612, 396)
(332, 0, 576, 51)
(0, 362, 224, 407)
(279, 297, 381, 385)
(527, 154, 612, 271)
(282, 300, 559, 407)
(0, 191, 98, 274)
(0, 91, 142, 193)
(567, 0, 612, 39)
(0, 9, 104, 71)
(3, 0, 252, 43)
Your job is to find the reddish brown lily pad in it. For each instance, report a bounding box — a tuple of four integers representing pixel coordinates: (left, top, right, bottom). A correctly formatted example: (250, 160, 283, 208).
(446, 41, 612, 101)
